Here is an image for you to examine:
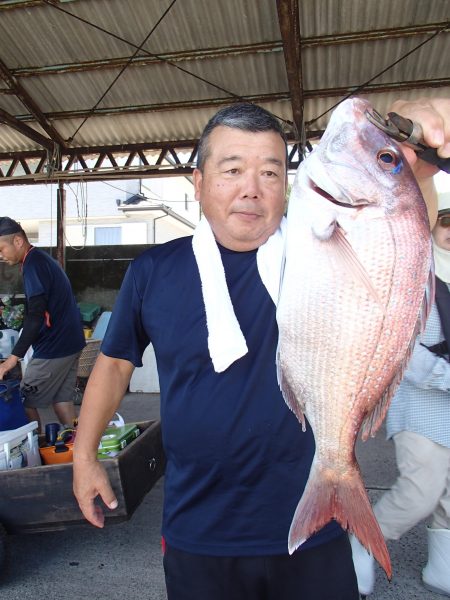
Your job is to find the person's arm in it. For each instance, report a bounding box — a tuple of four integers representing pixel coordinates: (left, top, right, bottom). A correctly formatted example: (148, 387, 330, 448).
(0, 294, 46, 380)
(388, 98, 450, 228)
(72, 352, 135, 527)
(403, 340, 450, 393)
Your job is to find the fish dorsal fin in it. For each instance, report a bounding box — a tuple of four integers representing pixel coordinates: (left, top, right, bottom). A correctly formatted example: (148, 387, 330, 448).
(329, 224, 382, 307)
(360, 313, 422, 441)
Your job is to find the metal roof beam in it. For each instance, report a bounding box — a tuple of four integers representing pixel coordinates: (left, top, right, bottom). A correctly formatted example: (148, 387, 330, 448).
(304, 22, 449, 47)
(12, 41, 284, 76)
(0, 0, 78, 10)
(0, 56, 67, 148)
(10, 24, 448, 79)
(306, 78, 450, 98)
(13, 92, 293, 121)
(0, 106, 57, 151)
(8, 77, 449, 125)
(0, 139, 198, 158)
(276, 0, 304, 139)
(0, 137, 305, 185)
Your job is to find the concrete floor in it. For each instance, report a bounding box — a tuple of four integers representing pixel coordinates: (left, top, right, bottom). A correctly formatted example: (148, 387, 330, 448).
(0, 392, 444, 599)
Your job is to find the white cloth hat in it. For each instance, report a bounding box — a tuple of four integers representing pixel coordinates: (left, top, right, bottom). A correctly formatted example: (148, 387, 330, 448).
(438, 193, 450, 216)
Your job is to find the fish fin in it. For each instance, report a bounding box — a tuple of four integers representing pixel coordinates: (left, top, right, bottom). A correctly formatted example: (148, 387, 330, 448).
(288, 463, 392, 580)
(330, 224, 382, 307)
(360, 377, 400, 441)
(276, 355, 306, 432)
(420, 266, 435, 332)
(360, 284, 430, 441)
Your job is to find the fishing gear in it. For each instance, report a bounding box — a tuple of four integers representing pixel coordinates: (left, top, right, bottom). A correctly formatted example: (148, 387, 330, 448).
(366, 108, 450, 174)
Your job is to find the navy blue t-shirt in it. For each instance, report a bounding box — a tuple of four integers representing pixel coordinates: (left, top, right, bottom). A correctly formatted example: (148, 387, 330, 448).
(22, 248, 85, 358)
(102, 236, 343, 556)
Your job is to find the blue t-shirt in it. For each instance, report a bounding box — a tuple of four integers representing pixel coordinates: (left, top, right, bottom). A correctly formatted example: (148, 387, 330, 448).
(22, 248, 85, 358)
(102, 236, 342, 556)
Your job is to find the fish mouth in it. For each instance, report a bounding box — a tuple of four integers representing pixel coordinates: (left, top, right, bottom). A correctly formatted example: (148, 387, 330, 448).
(309, 177, 357, 209)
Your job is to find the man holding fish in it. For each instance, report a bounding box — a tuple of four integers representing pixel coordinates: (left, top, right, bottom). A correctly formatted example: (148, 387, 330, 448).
(73, 96, 449, 600)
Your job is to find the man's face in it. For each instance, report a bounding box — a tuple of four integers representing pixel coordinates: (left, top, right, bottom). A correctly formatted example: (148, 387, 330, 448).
(432, 215, 450, 252)
(0, 235, 23, 265)
(193, 126, 287, 251)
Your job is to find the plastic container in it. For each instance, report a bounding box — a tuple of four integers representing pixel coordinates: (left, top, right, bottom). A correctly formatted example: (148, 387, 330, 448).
(77, 338, 101, 378)
(0, 379, 28, 431)
(0, 329, 19, 359)
(98, 424, 140, 458)
(0, 421, 41, 470)
(91, 311, 112, 340)
(77, 302, 101, 324)
(39, 442, 74, 465)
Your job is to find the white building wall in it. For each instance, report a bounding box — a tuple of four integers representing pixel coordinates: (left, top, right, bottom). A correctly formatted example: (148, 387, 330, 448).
(0, 177, 198, 245)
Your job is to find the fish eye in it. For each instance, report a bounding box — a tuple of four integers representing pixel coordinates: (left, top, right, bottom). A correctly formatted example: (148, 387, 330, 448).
(377, 147, 402, 173)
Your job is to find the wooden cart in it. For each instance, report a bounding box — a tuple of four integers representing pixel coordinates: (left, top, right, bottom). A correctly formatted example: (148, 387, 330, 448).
(0, 420, 165, 569)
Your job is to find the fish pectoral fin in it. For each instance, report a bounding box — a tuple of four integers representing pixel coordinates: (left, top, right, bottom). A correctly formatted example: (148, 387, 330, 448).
(276, 356, 306, 432)
(330, 224, 383, 307)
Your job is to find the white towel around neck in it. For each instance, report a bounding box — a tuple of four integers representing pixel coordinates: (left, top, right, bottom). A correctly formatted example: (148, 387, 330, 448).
(192, 216, 286, 372)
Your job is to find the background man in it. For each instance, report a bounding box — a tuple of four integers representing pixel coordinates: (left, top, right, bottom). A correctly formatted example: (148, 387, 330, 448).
(0, 217, 85, 430)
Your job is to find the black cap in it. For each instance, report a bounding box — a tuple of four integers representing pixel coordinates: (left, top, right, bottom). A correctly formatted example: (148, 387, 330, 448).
(0, 217, 24, 236)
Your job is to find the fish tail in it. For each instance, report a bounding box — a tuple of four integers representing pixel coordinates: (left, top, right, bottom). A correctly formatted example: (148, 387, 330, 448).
(288, 464, 392, 580)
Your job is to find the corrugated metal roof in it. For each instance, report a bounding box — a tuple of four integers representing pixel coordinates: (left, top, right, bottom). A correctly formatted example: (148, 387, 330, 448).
(0, 0, 448, 169)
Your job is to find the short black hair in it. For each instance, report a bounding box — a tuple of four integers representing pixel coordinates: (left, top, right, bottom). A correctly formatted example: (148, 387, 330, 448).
(0, 217, 24, 237)
(196, 103, 287, 171)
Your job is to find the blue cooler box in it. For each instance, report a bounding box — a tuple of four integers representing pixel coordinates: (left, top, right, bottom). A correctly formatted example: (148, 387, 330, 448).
(0, 379, 28, 431)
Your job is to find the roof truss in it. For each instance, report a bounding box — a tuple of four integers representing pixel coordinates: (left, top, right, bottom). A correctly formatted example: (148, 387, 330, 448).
(0, 139, 306, 185)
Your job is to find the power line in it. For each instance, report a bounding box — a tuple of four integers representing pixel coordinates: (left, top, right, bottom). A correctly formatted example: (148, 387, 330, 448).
(65, 0, 178, 142)
(41, 0, 291, 130)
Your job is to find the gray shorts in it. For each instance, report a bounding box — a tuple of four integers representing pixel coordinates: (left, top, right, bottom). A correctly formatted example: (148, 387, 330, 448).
(21, 352, 81, 408)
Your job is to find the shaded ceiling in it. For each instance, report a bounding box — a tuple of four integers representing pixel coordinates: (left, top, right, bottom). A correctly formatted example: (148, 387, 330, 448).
(0, 0, 448, 184)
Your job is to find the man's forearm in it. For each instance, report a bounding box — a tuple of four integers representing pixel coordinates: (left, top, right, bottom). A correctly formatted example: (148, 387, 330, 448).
(0, 354, 19, 378)
(12, 293, 47, 358)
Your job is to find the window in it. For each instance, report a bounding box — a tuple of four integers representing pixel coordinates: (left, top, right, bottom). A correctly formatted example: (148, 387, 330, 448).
(94, 226, 121, 245)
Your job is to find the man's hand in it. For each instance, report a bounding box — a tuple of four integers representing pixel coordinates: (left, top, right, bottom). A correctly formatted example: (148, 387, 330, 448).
(389, 98, 450, 178)
(73, 456, 118, 528)
(0, 354, 19, 380)
(389, 98, 450, 227)
(72, 353, 134, 527)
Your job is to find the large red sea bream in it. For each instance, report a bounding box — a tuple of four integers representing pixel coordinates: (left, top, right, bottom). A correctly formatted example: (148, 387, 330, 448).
(276, 97, 433, 578)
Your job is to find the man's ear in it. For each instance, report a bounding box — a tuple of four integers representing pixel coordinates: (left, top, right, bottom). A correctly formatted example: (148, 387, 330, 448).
(193, 168, 203, 202)
(13, 235, 23, 249)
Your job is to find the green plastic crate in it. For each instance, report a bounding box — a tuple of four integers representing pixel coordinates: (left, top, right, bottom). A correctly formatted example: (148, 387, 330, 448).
(77, 302, 101, 324)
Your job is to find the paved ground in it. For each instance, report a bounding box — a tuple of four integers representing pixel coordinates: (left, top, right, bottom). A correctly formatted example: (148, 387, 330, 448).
(0, 392, 443, 599)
